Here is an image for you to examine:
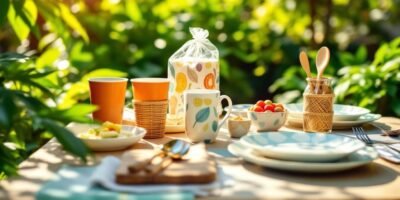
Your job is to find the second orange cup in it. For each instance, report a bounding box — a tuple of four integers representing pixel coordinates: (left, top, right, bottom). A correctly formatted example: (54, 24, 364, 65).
(131, 78, 170, 101)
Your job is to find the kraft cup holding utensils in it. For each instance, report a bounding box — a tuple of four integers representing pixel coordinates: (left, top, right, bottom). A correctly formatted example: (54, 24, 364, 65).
(89, 77, 128, 124)
(131, 78, 170, 139)
(184, 89, 232, 143)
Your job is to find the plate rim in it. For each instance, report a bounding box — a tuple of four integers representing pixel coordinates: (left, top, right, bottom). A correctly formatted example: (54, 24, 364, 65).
(240, 131, 366, 158)
(287, 113, 381, 126)
(228, 141, 377, 173)
(285, 103, 371, 119)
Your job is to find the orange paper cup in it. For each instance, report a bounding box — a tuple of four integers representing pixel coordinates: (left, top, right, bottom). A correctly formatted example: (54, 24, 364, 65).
(131, 78, 169, 101)
(89, 77, 128, 124)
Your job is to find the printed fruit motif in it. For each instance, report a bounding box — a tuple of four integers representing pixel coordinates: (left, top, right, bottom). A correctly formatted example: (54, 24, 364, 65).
(196, 63, 203, 72)
(193, 98, 203, 107)
(204, 73, 215, 89)
(204, 98, 212, 106)
(205, 62, 213, 69)
(175, 72, 187, 93)
(249, 100, 285, 113)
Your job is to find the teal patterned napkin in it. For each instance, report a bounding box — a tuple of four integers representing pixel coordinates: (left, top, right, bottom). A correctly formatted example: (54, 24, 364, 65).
(36, 165, 193, 200)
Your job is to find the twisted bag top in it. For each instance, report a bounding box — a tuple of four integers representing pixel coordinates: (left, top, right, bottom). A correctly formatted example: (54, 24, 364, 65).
(169, 27, 219, 60)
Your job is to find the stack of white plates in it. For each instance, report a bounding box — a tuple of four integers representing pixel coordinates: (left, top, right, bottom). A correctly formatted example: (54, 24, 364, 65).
(285, 104, 381, 129)
(228, 132, 378, 173)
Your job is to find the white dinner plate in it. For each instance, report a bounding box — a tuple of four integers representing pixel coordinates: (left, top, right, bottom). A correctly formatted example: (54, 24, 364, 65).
(67, 123, 146, 151)
(287, 113, 381, 130)
(228, 142, 377, 173)
(285, 103, 370, 121)
(240, 132, 365, 162)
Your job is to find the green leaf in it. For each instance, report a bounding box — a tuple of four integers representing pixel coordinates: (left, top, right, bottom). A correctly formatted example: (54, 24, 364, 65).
(7, 0, 38, 41)
(125, 0, 142, 23)
(0, 91, 17, 131)
(355, 46, 367, 63)
(82, 68, 127, 81)
(59, 4, 89, 42)
(41, 119, 90, 162)
(48, 104, 97, 123)
(391, 101, 400, 116)
(0, 0, 9, 26)
(193, 107, 210, 127)
(380, 57, 400, 72)
(372, 43, 389, 66)
(213, 107, 218, 117)
(212, 120, 218, 132)
(36, 48, 61, 69)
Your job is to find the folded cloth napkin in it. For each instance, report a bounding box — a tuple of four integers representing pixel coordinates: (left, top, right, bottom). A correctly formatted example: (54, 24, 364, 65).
(36, 165, 193, 200)
(90, 156, 227, 197)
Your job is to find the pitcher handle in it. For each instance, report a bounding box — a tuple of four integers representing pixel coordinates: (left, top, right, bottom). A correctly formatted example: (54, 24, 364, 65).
(218, 95, 232, 130)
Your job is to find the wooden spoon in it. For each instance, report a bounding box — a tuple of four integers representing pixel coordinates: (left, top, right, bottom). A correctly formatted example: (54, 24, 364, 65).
(316, 46, 330, 79)
(315, 46, 330, 94)
(299, 51, 312, 79)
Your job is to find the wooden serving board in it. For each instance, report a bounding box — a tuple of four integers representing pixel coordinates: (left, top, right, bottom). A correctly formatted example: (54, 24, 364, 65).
(115, 143, 217, 184)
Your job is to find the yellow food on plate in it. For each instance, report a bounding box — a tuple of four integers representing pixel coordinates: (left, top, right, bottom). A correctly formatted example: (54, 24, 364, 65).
(166, 114, 184, 126)
(79, 121, 132, 139)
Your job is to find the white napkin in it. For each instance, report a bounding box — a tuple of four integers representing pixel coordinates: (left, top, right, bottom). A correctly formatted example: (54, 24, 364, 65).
(90, 156, 228, 197)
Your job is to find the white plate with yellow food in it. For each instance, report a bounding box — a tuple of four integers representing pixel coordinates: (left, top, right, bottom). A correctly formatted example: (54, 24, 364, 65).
(165, 114, 185, 133)
(68, 122, 146, 151)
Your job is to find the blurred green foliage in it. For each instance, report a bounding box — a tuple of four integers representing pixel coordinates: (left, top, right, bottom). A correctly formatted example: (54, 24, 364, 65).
(0, 53, 95, 178)
(0, 0, 400, 176)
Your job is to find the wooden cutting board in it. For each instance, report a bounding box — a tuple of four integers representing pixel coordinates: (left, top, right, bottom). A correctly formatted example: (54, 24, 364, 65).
(115, 143, 217, 184)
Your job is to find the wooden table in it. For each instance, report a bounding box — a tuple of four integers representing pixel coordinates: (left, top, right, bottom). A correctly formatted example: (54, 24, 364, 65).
(1, 117, 400, 200)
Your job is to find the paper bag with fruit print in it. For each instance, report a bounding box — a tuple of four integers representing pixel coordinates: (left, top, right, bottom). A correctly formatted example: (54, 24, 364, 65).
(168, 27, 220, 119)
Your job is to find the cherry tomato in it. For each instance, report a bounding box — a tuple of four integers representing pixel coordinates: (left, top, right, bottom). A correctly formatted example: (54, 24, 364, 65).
(264, 104, 275, 112)
(254, 106, 264, 112)
(256, 100, 266, 108)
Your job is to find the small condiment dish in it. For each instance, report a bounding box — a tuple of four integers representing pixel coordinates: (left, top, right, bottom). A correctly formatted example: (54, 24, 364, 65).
(228, 116, 251, 138)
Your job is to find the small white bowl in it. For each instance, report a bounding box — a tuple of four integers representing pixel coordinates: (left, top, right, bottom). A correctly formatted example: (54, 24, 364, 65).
(228, 118, 251, 138)
(248, 111, 288, 131)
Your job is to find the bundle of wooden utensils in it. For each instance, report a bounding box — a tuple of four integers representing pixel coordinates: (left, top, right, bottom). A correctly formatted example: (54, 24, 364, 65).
(299, 47, 335, 133)
(115, 140, 217, 184)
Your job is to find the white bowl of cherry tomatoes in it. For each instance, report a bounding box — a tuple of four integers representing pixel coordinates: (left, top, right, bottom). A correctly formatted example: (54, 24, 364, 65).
(248, 100, 288, 131)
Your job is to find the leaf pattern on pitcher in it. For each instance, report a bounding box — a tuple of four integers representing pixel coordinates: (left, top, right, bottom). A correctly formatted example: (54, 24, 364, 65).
(193, 107, 210, 127)
(213, 107, 218, 117)
(212, 120, 218, 132)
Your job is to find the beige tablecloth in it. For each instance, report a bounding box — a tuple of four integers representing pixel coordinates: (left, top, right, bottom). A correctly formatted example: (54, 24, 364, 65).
(1, 117, 400, 200)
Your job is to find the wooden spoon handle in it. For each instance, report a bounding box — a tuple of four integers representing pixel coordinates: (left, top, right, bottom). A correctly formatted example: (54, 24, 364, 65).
(145, 156, 173, 175)
(128, 151, 164, 173)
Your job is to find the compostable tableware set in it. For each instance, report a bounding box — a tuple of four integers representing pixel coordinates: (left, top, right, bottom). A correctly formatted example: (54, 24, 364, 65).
(81, 28, 385, 184)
